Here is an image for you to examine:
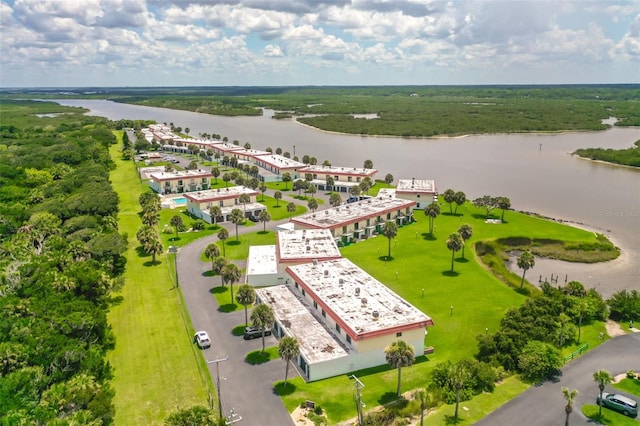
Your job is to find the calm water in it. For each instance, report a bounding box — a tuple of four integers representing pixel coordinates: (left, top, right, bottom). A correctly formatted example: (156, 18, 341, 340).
(55, 99, 640, 295)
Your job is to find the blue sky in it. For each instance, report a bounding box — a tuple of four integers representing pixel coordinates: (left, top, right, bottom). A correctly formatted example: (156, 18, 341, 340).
(0, 0, 638, 87)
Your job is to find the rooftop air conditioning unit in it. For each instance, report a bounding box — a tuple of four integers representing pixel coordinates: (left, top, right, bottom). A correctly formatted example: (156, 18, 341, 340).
(372, 311, 379, 319)
(355, 287, 360, 296)
(361, 297, 367, 305)
(324, 270, 329, 277)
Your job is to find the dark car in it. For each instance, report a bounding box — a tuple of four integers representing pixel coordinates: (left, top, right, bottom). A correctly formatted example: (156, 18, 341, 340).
(596, 392, 638, 417)
(243, 326, 271, 340)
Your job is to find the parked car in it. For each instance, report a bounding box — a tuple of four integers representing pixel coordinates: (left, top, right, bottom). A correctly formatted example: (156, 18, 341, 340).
(596, 392, 638, 417)
(194, 331, 211, 349)
(243, 326, 271, 340)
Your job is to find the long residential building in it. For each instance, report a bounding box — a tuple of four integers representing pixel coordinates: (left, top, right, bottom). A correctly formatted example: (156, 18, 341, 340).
(149, 169, 213, 194)
(184, 186, 264, 223)
(256, 258, 433, 381)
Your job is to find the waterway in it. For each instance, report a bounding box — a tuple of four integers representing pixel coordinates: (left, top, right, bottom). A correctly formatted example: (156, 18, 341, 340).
(55, 99, 640, 296)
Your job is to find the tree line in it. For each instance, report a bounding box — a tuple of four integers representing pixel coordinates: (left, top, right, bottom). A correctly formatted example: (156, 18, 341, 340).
(0, 101, 125, 423)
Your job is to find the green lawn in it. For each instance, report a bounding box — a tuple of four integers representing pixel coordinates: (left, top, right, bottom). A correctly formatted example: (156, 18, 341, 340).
(107, 139, 211, 424)
(278, 202, 613, 423)
(613, 377, 640, 395)
(582, 405, 639, 425)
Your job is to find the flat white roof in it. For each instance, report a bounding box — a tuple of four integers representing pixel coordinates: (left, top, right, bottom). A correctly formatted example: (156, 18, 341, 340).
(277, 229, 341, 262)
(212, 143, 248, 153)
(184, 186, 258, 202)
(300, 165, 378, 177)
(247, 245, 278, 276)
(377, 188, 396, 198)
(149, 169, 213, 181)
(396, 179, 437, 194)
(287, 258, 433, 340)
(254, 154, 305, 169)
(291, 195, 415, 229)
(256, 285, 350, 364)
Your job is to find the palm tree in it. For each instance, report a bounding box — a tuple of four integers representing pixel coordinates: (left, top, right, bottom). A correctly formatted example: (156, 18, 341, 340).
(562, 387, 578, 426)
(517, 250, 535, 289)
(212, 167, 220, 183)
(498, 196, 511, 222)
(259, 210, 271, 232)
(424, 202, 440, 236)
(286, 202, 296, 220)
(282, 172, 292, 190)
(385, 173, 394, 185)
(307, 198, 318, 212)
(250, 304, 275, 352)
(170, 215, 183, 240)
(413, 388, 436, 426)
(453, 191, 466, 214)
(443, 189, 456, 213)
(209, 205, 222, 226)
(384, 340, 415, 397)
(221, 263, 241, 304)
(213, 257, 228, 286)
(217, 228, 229, 257)
(381, 221, 398, 259)
(274, 191, 282, 206)
(203, 243, 220, 272)
(363, 159, 373, 169)
(329, 193, 342, 207)
(446, 233, 463, 272)
(259, 182, 267, 201)
(239, 193, 251, 213)
(593, 370, 613, 417)
(236, 284, 256, 326)
(325, 175, 334, 191)
(278, 336, 300, 388)
(451, 363, 470, 419)
(229, 208, 245, 241)
(144, 237, 163, 264)
(458, 224, 473, 259)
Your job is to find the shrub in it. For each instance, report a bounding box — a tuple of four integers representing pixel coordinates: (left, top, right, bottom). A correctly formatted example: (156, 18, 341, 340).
(191, 220, 205, 231)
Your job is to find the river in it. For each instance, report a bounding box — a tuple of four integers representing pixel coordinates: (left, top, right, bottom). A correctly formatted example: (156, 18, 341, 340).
(55, 99, 640, 296)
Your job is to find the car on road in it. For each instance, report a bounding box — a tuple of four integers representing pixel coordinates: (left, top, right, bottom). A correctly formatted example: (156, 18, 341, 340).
(194, 331, 211, 349)
(596, 392, 638, 417)
(243, 326, 271, 340)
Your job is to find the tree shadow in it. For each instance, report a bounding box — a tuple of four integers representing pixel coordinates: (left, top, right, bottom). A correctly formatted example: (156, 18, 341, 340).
(227, 240, 241, 246)
(273, 382, 297, 396)
(444, 414, 462, 424)
(442, 270, 460, 277)
(143, 260, 161, 267)
(378, 391, 399, 406)
(210, 286, 227, 294)
(245, 350, 273, 365)
(202, 270, 217, 277)
(218, 303, 238, 313)
(378, 256, 395, 262)
(422, 233, 437, 241)
(168, 236, 182, 242)
(257, 230, 270, 235)
(455, 258, 469, 264)
(134, 246, 147, 258)
(108, 295, 124, 306)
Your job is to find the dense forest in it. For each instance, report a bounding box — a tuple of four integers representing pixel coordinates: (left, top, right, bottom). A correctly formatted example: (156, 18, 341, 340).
(0, 100, 150, 424)
(3, 85, 639, 136)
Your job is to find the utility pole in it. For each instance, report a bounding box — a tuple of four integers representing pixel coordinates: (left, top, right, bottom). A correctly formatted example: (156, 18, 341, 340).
(207, 357, 229, 421)
(350, 375, 365, 426)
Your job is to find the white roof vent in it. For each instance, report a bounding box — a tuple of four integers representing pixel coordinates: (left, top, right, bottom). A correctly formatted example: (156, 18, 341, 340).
(355, 287, 360, 296)
(361, 297, 367, 305)
(324, 270, 329, 277)
(338, 278, 344, 284)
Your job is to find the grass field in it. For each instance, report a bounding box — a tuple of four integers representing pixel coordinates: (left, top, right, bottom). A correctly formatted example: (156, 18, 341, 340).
(107, 138, 211, 424)
(278, 201, 612, 423)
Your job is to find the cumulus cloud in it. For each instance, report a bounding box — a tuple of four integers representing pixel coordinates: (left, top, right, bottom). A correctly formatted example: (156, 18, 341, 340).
(0, 0, 637, 86)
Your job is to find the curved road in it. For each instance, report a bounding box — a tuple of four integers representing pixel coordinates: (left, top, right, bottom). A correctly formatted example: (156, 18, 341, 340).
(176, 186, 319, 426)
(476, 333, 640, 425)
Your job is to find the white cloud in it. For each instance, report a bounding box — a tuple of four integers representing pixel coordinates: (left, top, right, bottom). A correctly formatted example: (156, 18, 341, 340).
(0, 0, 637, 86)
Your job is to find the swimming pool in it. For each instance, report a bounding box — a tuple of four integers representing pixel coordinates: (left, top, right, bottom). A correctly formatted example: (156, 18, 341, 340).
(172, 197, 187, 205)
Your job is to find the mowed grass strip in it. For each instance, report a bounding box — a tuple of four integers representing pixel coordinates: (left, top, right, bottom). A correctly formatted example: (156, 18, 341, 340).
(108, 140, 208, 425)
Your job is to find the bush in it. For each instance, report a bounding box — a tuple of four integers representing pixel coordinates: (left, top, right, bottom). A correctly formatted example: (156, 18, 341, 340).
(608, 290, 640, 322)
(314, 405, 323, 415)
(191, 220, 205, 231)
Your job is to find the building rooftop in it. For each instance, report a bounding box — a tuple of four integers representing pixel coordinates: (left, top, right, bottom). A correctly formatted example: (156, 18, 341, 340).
(277, 229, 342, 263)
(254, 154, 305, 169)
(211, 143, 247, 153)
(232, 148, 271, 158)
(396, 178, 437, 194)
(247, 245, 278, 276)
(291, 195, 416, 229)
(286, 258, 433, 340)
(256, 285, 350, 364)
(149, 169, 213, 181)
(300, 165, 378, 177)
(184, 186, 258, 202)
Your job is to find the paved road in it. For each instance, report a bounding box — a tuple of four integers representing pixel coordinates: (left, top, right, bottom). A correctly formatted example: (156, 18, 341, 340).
(176, 185, 321, 426)
(476, 333, 640, 426)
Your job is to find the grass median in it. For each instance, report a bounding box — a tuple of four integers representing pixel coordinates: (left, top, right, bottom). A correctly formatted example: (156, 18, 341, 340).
(107, 140, 210, 425)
